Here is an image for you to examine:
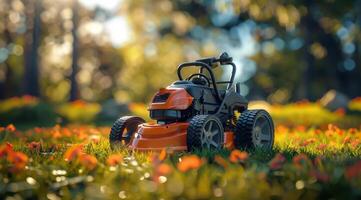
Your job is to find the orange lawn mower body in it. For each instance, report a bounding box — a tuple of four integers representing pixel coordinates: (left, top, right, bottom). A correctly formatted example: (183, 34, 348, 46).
(109, 53, 275, 152)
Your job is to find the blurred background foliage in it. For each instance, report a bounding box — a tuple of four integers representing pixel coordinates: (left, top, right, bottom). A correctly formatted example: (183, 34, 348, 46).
(0, 0, 361, 125)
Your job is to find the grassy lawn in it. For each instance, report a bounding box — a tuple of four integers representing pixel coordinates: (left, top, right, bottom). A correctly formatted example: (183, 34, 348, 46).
(1, 99, 361, 199)
(0, 122, 361, 199)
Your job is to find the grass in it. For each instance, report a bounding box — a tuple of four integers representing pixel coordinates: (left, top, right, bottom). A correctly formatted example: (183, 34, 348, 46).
(1, 98, 361, 199)
(1, 122, 361, 199)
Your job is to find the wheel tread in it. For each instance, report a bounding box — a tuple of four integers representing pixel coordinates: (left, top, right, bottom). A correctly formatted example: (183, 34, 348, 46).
(109, 116, 145, 149)
(187, 115, 224, 152)
(234, 109, 274, 149)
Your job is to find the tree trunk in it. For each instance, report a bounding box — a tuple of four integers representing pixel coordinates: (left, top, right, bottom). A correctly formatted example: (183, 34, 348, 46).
(298, 9, 315, 100)
(0, 2, 15, 99)
(24, 0, 41, 97)
(351, 0, 361, 98)
(0, 61, 14, 99)
(0, 0, 21, 99)
(69, 0, 79, 101)
(298, 0, 342, 100)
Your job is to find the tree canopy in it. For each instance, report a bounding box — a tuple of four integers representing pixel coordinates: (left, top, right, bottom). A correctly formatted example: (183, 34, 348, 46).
(0, 0, 360, 103)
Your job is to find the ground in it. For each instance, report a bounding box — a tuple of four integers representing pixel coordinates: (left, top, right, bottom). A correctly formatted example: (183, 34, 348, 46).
(1, 100, 361, 199)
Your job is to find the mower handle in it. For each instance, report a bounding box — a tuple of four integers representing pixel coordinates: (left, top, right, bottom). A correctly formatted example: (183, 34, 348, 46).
(177, 61, 222, 102)
(196, 52, 233, 67)
(178, 53, 236, 90)
(196, 52, 236, 90)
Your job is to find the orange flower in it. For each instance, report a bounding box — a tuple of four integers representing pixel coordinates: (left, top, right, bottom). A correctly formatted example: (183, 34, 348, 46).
(78, 154, 98, 170)
(317, 144, 327, 151)
(299, 138, 316, 147)
(337, 129, 345, 136)
(158, 148, 167, 161)
(75, 130, 88, 140)
(34, 127, 43, 134)
(23, 95, 36, 103)
(28, 141, 41, 151)
(62, 128, 72, 137)
(177, 155, 204, 172)
(348, 128, 358, 134)
(345, 161, 361, 180)
(351, 97, 361, 103)
(0, 143, 28, 172)
(64, 144, 83, 162)
(269, 153, 285, 170)
(351, 139, 360, 149)
(148, 153, 159, 165)
(334, 108, 345, 117)
(8, 152, 28, 172)
(300, 141, 309, 147)
(52, 129, 62, 139)
(6, 142, 13, 149)
(0, 143, 14, 158)
(328, 124, 344, 136)
(156, 163, 173, 175)
(328, 124, 335, 131)
(72, 100, 87, 107)
(152, 163, 173, 183)
(293, 154, 311, 169)
(6, 124, 16, 132)
(314, 129, 322, 135)
(343, 136, 351, 144)
(295, 125, 306, 132)
(214, 155, 228, 168)
(106, 154, 123, 166)
(229, 150, 248, 163)
(276, 125, 289, 134)
(325, 130, 334, 137)
(295, 99, 310, 106)
(88, 135, 100, 144)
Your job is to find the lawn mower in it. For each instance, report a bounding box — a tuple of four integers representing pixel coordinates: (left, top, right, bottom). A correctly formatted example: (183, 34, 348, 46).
(109, 52, 274, 151)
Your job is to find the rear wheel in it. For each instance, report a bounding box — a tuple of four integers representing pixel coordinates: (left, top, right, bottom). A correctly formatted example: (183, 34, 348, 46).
(234, 109, 274, 150)
(187, 115, 224, 151)
(109, 116, 145, 149)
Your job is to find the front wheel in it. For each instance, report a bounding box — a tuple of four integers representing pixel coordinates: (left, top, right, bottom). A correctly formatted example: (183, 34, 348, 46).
(109, 116, 145, 149)
(234, 109, 274, 150)
(187, 115, 224, 152)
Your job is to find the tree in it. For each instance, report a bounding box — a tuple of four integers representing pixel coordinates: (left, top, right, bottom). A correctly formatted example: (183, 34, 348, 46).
(23, 0, 41, 97)
(0, 0, 16, 99)
(123, 0, 361, 102)
(69, 0, 79, 101)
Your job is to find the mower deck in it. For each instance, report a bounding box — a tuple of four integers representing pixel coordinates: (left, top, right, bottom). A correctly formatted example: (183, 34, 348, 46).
(129, 122, 234, 151)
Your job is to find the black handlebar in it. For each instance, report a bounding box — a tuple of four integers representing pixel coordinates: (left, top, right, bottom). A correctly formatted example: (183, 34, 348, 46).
(177, 52, 236, 93)
(195, 52, 233, 66)
(177, 61, 222, 102)
(177, 52, 237, 102)
(196, 53, 236, 90)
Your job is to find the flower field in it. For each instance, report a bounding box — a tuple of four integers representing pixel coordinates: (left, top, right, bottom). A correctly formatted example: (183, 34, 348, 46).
(1, 96, 361, 199)
(1, 120, 361, 199)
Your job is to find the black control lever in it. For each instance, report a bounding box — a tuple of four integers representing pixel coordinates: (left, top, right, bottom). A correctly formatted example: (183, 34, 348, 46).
(218, 52, 233, 64)
(196, 52, 233, 67)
